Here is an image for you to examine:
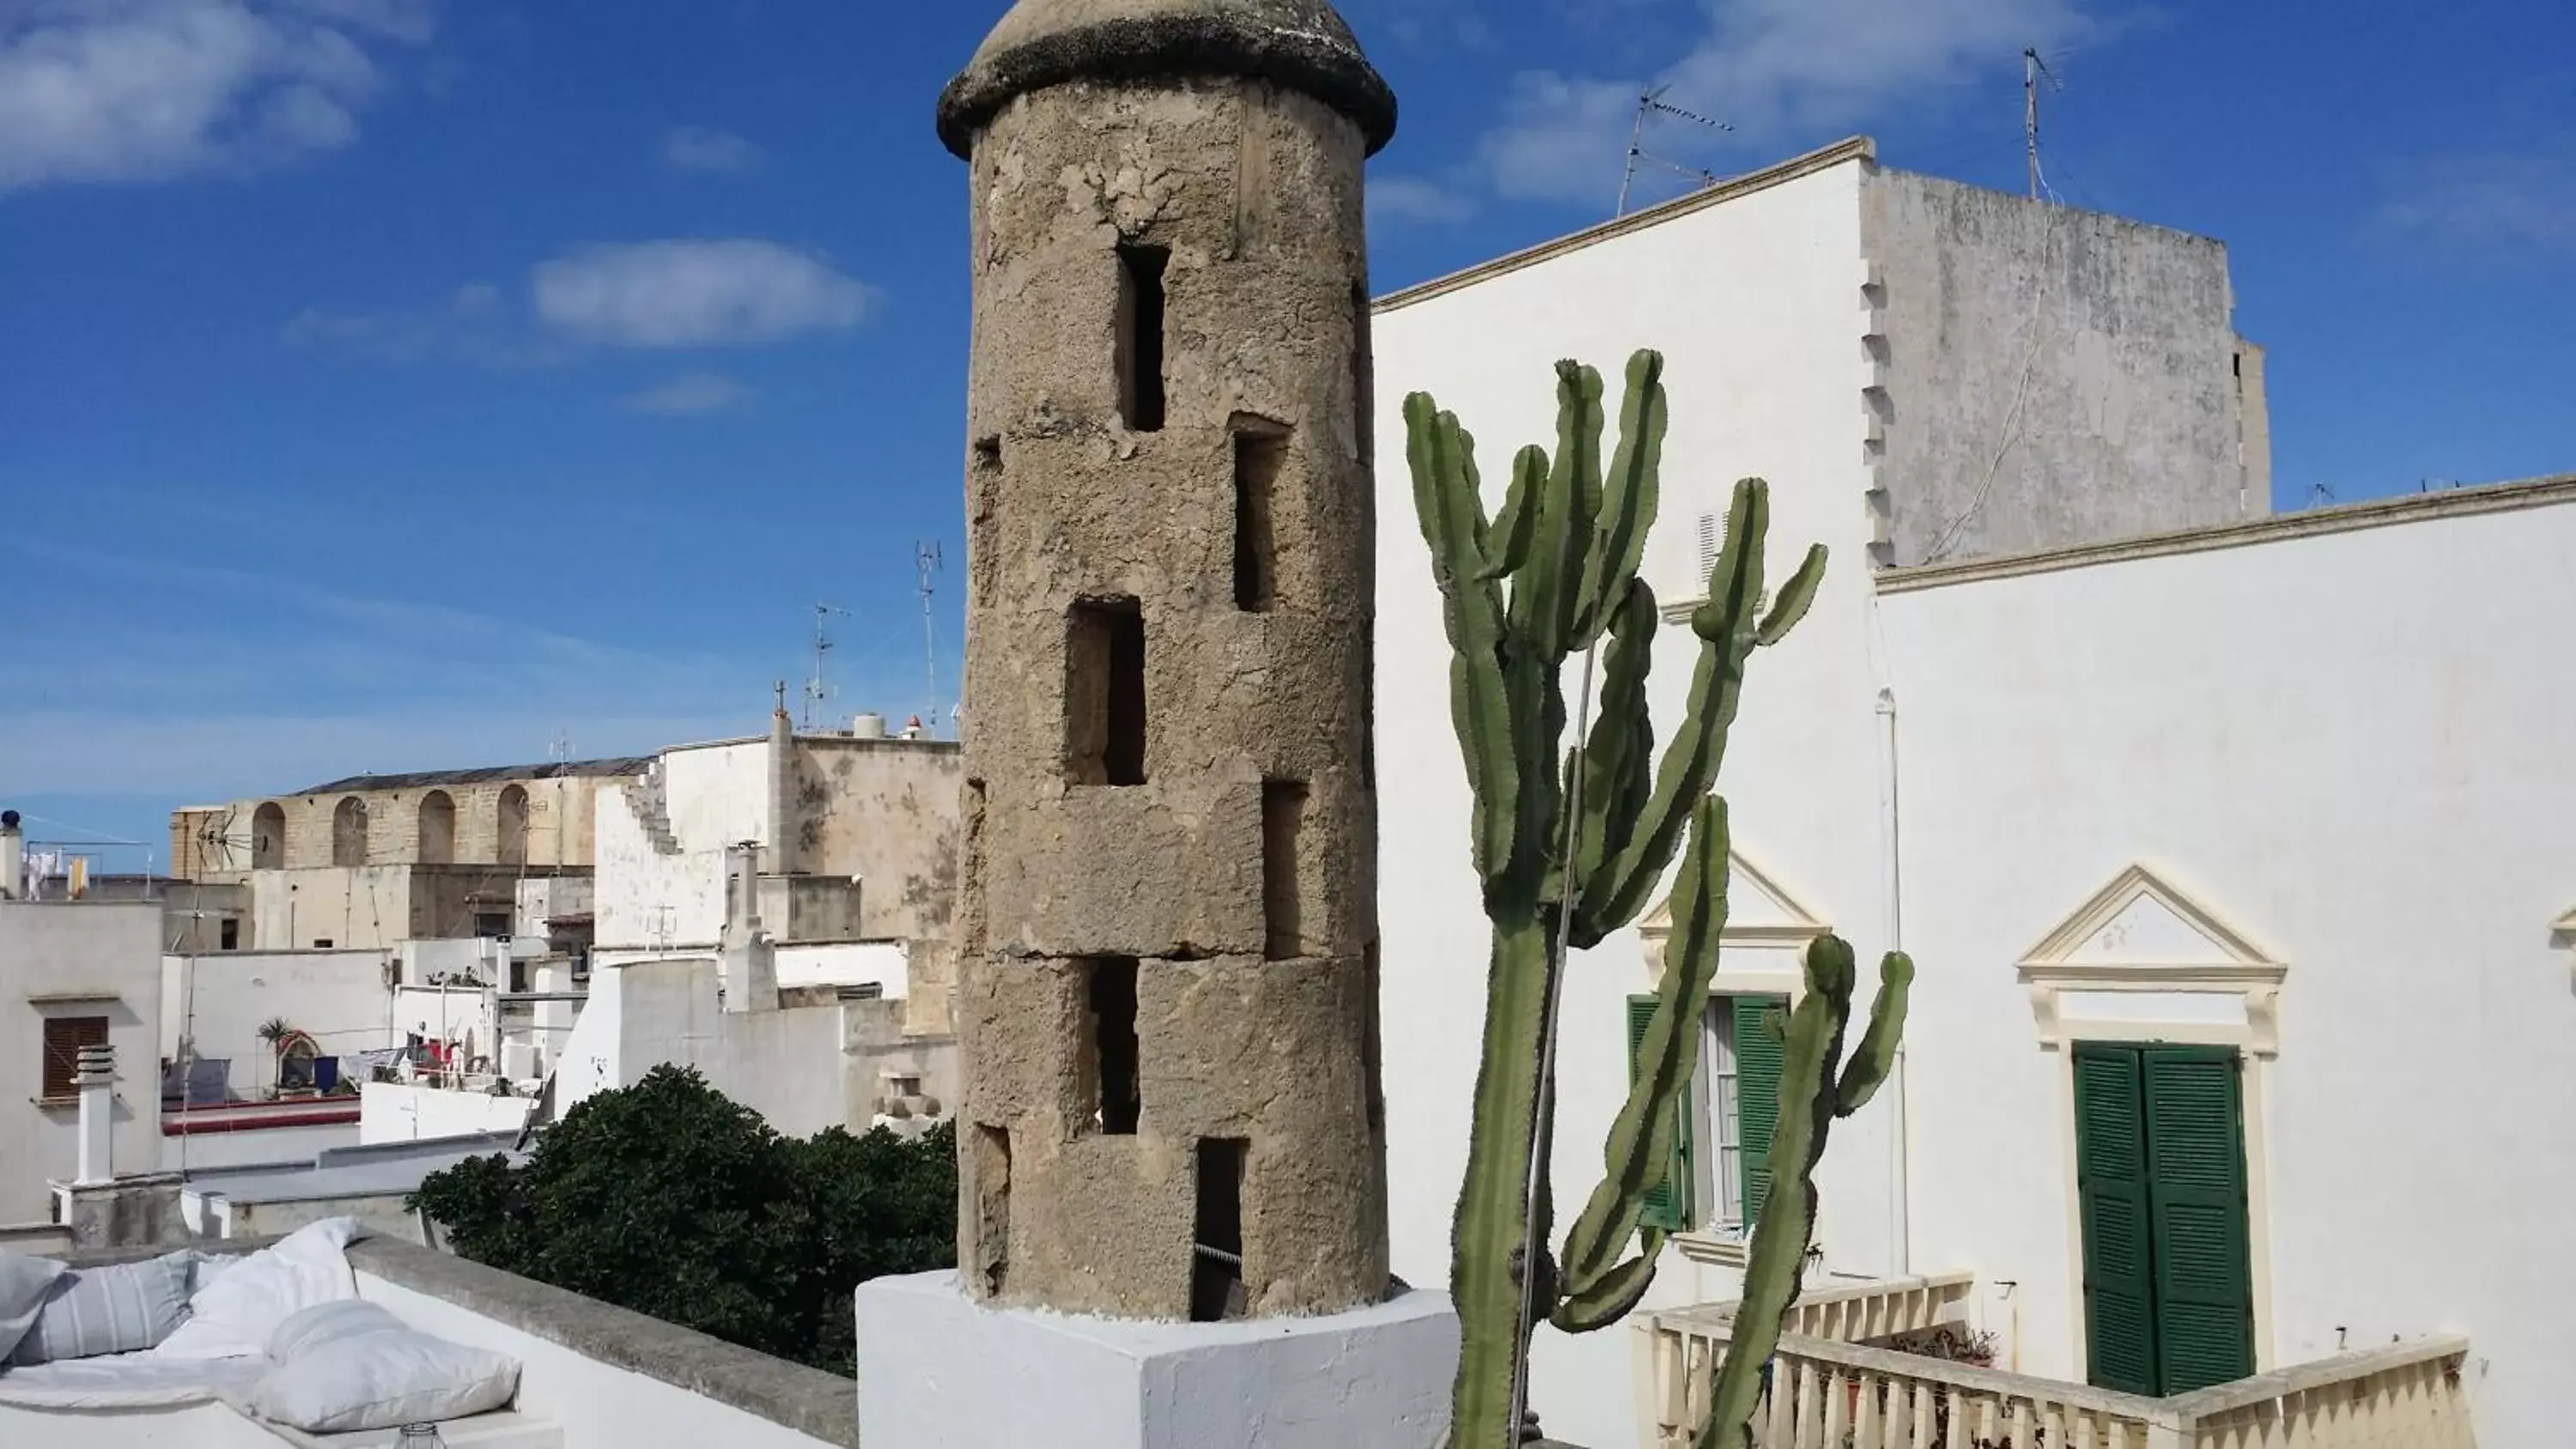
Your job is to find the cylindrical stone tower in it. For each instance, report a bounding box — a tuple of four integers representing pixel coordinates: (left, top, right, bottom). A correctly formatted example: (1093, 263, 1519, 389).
(940, 0, 1396, 1322)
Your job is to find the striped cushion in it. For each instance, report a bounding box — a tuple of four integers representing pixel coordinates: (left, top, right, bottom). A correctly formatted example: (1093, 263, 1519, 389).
(8, 1252, 194, 1364)
(0, 1253, 68, 1361)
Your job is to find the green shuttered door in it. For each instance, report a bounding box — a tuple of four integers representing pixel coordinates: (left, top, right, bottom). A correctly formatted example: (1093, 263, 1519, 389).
(1626, 995, 1693, 1233)
(2143, 1047, 2257, 1391)
(2072, 1042, 2255, 1396)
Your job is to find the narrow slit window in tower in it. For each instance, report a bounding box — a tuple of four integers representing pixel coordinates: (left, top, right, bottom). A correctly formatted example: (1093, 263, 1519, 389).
(1191, 1137, 1248, 1323)
(972, 1125, 1012, 1297)
(1261, 779, 1308, 960)
(1066, 598, 1147, 786)
(1364, 937, 1385, 1137)
(1233, 420, 1285, 612)
(1087, 957, 1140, 1135)
(1116, 244, 1170, 433)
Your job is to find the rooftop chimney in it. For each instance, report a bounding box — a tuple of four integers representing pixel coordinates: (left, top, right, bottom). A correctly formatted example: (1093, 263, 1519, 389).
(75, 1044, 116, 1185)
(1, 809, 22, 901)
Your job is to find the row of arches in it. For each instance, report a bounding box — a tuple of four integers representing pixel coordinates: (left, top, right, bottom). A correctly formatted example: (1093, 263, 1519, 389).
(250, 785, 531, 870)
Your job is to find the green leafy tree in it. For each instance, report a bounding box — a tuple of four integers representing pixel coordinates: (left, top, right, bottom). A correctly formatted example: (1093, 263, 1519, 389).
(409, 1065, 955, 1374)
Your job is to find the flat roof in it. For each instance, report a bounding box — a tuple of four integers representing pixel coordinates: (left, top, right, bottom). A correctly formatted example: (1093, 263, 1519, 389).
(1877, 470, 2576, 593)
(298, 758, 652, 796)
(185, 1135, 523, 1206)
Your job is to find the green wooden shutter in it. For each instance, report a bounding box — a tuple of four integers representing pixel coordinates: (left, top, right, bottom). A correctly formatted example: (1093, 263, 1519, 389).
(1730, 997, 1785, 1228)
(2073, 1044, 2160, 1395)
(2142, 1047, 2256, 1393)
(1625, 995, 1694, 1233)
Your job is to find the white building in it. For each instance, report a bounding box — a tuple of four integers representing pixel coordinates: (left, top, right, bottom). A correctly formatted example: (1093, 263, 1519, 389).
(1370, 139, 2561, 1447)
(0, 813, 164, 1229)
(591, 705, 959, 992)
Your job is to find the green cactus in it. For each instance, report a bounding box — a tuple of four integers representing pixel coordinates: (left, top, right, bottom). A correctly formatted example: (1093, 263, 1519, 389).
(1698, 937, 1912, 1449)
(1404, 350, 1831, 1448)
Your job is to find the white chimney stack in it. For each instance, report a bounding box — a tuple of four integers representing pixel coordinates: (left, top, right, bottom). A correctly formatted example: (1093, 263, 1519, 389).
(75, 1044, 115, 1185)
(0, 809, 23, 900)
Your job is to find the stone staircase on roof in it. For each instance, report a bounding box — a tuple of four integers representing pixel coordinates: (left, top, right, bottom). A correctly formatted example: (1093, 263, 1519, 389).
(618, 761, 681, 858)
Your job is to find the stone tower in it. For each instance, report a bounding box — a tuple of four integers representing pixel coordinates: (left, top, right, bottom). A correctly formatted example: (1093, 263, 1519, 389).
(939, 0, 1397, 1322)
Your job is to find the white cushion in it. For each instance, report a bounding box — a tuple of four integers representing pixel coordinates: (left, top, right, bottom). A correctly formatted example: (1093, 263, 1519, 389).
(247, 1300, 519, 1434)
(0, 1252, 68, 1361)
(265, 1297, 404, 1364)
(153, 1217, 365, 1361)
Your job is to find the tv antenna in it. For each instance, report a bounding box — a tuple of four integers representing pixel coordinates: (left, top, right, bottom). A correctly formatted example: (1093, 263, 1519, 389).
(1616, 87, 1734, 218)
(548, 730, 573, 763)
(915, 543, 945, 739)
(2024, 47, 2064, 200)
(806, 603, 852, 731)
(192, 807, 251, 872)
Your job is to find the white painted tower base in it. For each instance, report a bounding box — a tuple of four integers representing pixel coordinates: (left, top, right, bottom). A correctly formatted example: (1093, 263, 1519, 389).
(855, 1271, 1458, 1449)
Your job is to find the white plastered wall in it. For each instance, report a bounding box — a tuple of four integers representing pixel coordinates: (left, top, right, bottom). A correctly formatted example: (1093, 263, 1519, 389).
(1370, 155, 1903, 1449)
(1880, 496, 2576, 1446)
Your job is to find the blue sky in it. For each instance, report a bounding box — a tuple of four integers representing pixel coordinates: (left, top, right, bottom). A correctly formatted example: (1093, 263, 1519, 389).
(2, 0, 2568, 863)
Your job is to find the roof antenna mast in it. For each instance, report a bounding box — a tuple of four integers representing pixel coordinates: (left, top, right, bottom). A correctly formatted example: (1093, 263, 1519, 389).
(915, 542, 945, 739)
(2024, 47, 2063, 200)
(806, 603, 851, 731)
(1617, 86, 1734, 218)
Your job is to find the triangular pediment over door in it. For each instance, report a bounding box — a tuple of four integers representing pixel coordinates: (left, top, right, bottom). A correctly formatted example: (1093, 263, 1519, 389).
(2020, 864, 2287, 1056)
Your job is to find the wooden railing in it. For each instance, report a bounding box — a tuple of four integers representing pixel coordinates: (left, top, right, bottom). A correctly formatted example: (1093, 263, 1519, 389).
(1638, 1288, 2474, 1449)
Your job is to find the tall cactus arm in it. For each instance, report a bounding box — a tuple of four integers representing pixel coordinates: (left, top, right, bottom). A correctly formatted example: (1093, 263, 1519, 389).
(1834, 952, 1913, 1116)
(1755, 543, 1828, 648)
(1687, 477, 1772, 649)
(1565, 579, 1660, 937)
(1513, 362, 1603, 661)
(1555, 799, 1731, 1307)
(1407, 395, 1521, 885)
(1552, 1228, 1666, 1332)
(1447, 918, 1558, 1449)
(1576, 478, 1787, 934)
(1501, 641, 1566, 900)
(1573, 349, 1668, 648)
(1481, 445, 1548, 583)
(1696, 939, 1850, 1449)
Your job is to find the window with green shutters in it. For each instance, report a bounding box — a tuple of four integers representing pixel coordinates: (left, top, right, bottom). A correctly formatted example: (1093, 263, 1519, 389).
(2072, 1042, 2256, 1397)
(1623, 993, 1787, 1238)
(1625, 995, 1694, 1232)
(1729, 996, 1785, 1228)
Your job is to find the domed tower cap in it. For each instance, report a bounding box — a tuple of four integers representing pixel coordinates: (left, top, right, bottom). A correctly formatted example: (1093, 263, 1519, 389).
(939, 0, 1397, 159)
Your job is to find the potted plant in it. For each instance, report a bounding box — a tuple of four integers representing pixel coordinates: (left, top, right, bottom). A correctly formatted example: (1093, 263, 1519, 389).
(257, 1017, 291, 1095)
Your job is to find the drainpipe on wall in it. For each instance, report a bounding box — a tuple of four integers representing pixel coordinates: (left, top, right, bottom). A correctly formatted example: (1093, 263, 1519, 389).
(1872, 623, 1914, 1280)
(1879, 687, 1912, 1278)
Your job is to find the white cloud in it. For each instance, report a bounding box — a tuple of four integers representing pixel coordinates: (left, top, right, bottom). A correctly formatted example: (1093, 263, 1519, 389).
(289, 243, 877, 364)
(532, 239, 876, 349)
(664, 124, 762, 173)
(2379, 149, 2576, 257)
(0, 537, 763, 797)
(623, 372, 752, 415)
(1370, 173, 1478, 227)
(1474, 0, 2097, 205)
(0, 0, 436, 192)
(280, 276, 556, 365)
